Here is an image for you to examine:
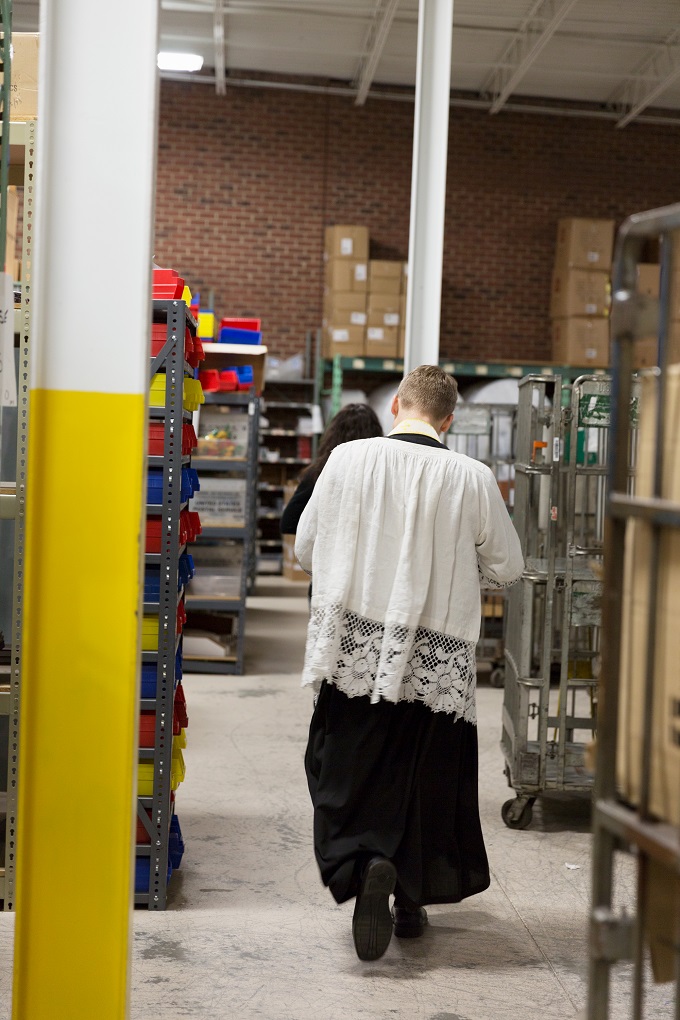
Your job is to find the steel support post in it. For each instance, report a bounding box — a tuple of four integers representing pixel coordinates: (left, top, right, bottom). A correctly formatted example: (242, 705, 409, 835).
(403, 0, 454, 374)
(12, 1, 160, 1017)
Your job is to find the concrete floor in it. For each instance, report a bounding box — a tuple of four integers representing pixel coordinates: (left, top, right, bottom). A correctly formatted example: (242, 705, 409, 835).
(0, 578, 675, 1018)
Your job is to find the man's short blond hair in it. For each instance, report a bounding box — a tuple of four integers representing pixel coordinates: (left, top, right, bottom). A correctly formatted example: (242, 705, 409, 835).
(397, 365, 459, 423)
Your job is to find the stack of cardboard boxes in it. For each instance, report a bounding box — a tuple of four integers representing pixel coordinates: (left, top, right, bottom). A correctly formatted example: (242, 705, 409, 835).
(550, 217, 615, 368)
(323, 225, 369, 358)
(366, 260, 404, 358)
(323, 225, 407, 359)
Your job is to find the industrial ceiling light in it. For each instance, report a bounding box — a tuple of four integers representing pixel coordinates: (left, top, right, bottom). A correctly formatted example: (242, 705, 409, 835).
(157, 52, 204, 72)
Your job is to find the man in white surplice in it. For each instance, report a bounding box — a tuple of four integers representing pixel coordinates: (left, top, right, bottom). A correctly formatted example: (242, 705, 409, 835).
(297, 365, 523, 963)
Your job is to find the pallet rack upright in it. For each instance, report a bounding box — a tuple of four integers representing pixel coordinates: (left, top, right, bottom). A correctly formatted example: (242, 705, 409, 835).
(137, 298, 198, 909)
(1, 120, 36, 911)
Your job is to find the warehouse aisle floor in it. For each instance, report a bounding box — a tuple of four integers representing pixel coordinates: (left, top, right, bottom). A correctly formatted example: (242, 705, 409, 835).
(0, 578, 673, 1018)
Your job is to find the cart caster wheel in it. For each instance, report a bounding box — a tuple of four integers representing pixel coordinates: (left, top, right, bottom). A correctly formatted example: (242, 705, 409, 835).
(489, 666, 505, 688)
(501, 798, 534, 830)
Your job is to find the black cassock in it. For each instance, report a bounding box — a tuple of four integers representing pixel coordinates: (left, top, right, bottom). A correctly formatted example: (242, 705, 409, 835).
(304, 432, 490, 908)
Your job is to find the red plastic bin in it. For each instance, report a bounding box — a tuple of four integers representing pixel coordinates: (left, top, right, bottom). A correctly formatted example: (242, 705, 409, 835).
(174, 684, 189, 730)
(139, 712, 156, 748)
(177, 601, 187, 634)
(220, 317, 261, 332)
(183, 423, 198, 455)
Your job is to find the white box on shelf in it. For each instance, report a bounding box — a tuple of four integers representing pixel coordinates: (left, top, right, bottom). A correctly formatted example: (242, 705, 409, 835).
(191, 478, 247, 527)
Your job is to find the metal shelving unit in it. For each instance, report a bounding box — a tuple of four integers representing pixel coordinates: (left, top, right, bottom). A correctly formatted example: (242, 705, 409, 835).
(185, 390, 259, 673)
(136, 299, 195, 910)
(500, 373, 609, 830)
(318, 354, 609, 420)
(1, 119, 36, 911)
(588, 204, 680, 1019)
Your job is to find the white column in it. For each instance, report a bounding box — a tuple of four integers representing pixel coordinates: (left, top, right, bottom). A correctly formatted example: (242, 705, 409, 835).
(13, 1, 160, 1017)
(404, 0, 454, 373)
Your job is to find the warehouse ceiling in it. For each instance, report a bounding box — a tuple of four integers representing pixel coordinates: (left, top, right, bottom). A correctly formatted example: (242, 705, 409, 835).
(12, 0, 680, 125)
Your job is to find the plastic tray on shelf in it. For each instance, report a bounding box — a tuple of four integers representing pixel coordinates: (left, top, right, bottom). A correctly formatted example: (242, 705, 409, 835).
(148, 421, 199, 458)
(135, 856, 172, 894)
(140, 651, 183, 699)
(218, 326, 262, 345)
(169, 815, 185, 869)
(138, 748, 184, 795)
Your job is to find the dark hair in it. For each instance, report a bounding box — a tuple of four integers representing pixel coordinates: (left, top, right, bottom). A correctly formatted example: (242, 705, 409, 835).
(304, 403, 383, 483)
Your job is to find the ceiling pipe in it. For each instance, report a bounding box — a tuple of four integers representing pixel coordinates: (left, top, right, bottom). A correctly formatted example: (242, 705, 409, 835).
(158, 71, 680, 125)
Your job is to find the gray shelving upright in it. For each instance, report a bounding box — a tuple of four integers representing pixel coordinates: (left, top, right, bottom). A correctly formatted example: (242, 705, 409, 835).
(185, 390, 260, 674)
(135, 298, 195, 909)
(1, 120, 36, 911)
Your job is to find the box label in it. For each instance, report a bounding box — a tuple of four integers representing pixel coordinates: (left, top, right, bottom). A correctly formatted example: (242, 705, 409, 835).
(384, 313, 400, 326)
(367, 327, 385, 341)
(355, 263, 367, 282)
(350, 312, 367, 326)
(585, 303, 597, 314)
(332, 329, 350, 342)
(340, 237, 353, 256)
(587, 251, 600, 263)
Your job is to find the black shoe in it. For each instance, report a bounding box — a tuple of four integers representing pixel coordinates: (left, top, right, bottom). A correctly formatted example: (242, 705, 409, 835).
(392, 905, 428, 938)
(352, 857, 397, 961)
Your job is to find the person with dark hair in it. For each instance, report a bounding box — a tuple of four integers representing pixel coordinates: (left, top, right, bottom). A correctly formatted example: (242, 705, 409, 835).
(280, 403, 383, 536)
(296, 365, 524, 963)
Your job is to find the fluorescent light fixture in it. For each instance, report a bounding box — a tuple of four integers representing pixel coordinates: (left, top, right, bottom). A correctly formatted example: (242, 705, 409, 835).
(157, 52, 204, 72)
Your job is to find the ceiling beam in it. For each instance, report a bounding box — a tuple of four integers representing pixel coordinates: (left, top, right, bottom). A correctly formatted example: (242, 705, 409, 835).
(482, 0, 579, 115)
(353, 0, 401, 107)
(612, 28, 680, 128)
(214, 0, 226, 95)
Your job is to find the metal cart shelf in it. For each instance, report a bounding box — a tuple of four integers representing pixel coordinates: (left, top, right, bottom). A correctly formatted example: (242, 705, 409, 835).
(501, 372, 610, 830)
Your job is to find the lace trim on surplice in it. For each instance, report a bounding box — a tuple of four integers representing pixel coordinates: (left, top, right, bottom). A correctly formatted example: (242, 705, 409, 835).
(302, 604, 477, 723)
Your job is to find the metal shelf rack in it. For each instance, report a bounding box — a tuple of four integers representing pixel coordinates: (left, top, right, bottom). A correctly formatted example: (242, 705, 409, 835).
(136, 299, 196, 910)
(0, 120, 36, 911)
(318, 354, 609, 420)
(257, 330, 322, 575)
(185, 390, 260, 673)
(588, 204, 680, 1019)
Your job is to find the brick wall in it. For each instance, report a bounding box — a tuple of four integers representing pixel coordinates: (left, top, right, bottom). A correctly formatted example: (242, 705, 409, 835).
(155, 80, 680, 362)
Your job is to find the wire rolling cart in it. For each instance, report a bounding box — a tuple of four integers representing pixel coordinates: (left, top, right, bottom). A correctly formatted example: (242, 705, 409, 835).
(446, 402, 517, 687)
(588, 204, 680, 1019)
(500, 371, 612, 830)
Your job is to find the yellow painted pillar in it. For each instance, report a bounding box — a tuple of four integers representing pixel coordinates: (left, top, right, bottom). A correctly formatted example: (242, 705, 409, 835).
(12, 3, 160, 1018)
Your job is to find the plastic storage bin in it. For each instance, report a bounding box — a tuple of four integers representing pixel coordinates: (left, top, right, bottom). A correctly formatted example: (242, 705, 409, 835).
(218, 326, 262, 345)
(169, 815, 185, 869)
(135, 856, 172, 893)
(221, 317, 260, 332)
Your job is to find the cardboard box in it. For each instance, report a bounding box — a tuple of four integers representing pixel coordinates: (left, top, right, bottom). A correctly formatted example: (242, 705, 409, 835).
(367, 309, 400, 328)
(324, 225, 369, 261)
(323, 291, 367, 327)
(8, 33, 39, 121)
(397, 327, 405, 359)
(554, 217, 615, 272)
(365, 325, 398, 358)
(551, 317, 610, 368)
(324, 258, 368, 294)
(5, 186, 18, 274)
(368, 261, 402, 295)
(631, 325, 680, 369)
(282, 535, 308, 582)
(201, 343, 268, 395)
(324, 325, 365, 358)
(550, 268, 611, 318)
(637, 263, 660, 298)
(191, 478, 247, 528)
(618, 367, 680, 828)
(368, 292, 401, 315)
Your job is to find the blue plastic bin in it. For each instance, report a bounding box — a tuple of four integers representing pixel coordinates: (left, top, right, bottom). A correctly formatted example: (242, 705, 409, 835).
(135, 856, 172, 894)
(147, 469, 164, 505)
(169, 815, 185, 870)
(218, 326, 262, 345)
